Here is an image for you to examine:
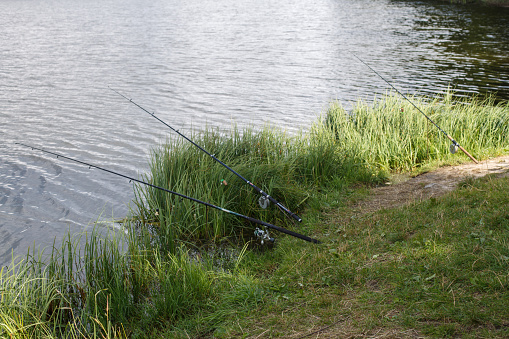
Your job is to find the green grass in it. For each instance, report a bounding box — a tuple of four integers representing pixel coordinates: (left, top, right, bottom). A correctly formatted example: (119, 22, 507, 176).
(133, 124, 385, 250)
(230, 173, 509, 338)
(134, 91, 508, 250)
(324, 92, 509, 172)
(0, 225, 263, 338)
(1, 92, 508, 338)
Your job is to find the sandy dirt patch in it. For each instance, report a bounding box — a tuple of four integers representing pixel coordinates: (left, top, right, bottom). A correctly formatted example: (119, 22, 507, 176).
(351, 156, 509, 215)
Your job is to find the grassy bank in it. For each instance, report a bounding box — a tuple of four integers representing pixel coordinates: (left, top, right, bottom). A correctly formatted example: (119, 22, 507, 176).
(134, 93, 508, 248)
(1, 92, 508, 338)
(226, 171, 509, 338)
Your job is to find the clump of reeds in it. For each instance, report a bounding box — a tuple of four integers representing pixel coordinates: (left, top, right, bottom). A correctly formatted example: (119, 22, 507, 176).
(323, 92, 509, 171)
(0, 223, 250, 338)
(0, 230, 129, 338)
(133, 125, 386, 248)
(134, 91, 508, 248)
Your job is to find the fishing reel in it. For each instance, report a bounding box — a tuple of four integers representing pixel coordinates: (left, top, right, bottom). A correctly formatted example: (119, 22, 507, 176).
(258, 195, 270, 209)
(450, 143, 458, 154)
(254, 227, 274, 245)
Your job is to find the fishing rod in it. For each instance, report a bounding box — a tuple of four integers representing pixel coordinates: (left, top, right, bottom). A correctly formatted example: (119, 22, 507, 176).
(352, 53, 479, 164)
(17, 143, 319, 244)
(109, 87, 304, 222)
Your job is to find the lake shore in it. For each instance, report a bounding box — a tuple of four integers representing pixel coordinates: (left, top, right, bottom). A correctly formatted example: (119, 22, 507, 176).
(1, 93, 508, 338)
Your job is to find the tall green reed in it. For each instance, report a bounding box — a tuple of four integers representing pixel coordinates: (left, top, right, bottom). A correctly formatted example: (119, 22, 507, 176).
(133, 123, 387, 248)
(324, 92, 509, 171)
(0, 222, 219, 338)
(134, 127, 300, 248)
(132, 92, 508, 249)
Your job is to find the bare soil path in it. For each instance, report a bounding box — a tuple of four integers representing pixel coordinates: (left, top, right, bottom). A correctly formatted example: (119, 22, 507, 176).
(351, 156, 509, 215)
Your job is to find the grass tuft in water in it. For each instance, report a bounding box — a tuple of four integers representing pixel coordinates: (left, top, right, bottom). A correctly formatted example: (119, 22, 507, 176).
(133, 124, 386, 248)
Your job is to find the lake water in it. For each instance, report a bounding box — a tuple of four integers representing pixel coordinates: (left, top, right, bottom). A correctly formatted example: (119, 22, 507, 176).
(1, 0, 508, 266)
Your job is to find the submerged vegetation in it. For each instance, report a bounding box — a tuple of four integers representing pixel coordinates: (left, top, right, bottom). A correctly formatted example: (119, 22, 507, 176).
(1, 92, 508, 338)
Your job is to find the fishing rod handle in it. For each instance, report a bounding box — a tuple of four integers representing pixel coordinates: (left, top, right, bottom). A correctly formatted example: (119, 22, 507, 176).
(267, 195, 303, 222)
(446, 135, 479, 164)
(458, 145, 479, 164)
(276, 202, 303, 223)
(288, 211, 303, 223)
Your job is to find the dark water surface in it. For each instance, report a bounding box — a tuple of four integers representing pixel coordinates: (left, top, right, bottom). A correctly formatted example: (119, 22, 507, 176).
(1, 0, 508, 266)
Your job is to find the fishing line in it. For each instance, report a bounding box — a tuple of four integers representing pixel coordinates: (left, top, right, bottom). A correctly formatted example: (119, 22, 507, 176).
(109, 87, 304, 222)
(17, 143, 319, 244)
(351, 53, 479, 164)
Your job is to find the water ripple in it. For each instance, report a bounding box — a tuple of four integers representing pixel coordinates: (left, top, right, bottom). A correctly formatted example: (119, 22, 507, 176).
(1, 0, 508, 266)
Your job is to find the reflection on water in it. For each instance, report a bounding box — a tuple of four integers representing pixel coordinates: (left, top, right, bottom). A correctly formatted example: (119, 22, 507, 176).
(413, 2, 509, 98)
(0, 0, 508, 266)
